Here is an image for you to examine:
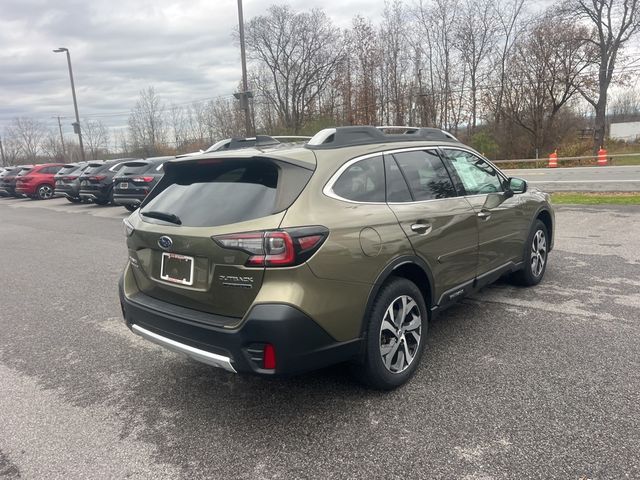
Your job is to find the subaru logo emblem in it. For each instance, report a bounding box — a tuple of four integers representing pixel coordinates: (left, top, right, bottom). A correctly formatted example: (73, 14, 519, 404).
(158, 236, 173, 250)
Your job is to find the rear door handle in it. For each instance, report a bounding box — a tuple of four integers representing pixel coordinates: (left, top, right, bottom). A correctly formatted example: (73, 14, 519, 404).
(411, 223, 432, 233)
(477, 211, 491, 220)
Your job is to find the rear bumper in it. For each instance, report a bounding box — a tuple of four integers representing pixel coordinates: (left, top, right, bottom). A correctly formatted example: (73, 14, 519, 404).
(113, 193, 146, 206)
(55, 184, 81, 198)
(118, 271, 360, 376)
(79, 185, 110, 201)
(15, 185, 35, 195)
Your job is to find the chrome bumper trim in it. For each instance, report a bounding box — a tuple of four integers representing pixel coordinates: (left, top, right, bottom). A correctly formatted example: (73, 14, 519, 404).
(131, 324, 237, 373)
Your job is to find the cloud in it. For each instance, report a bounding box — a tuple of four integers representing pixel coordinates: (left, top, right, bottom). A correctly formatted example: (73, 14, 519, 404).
(0, 0, 385, 138)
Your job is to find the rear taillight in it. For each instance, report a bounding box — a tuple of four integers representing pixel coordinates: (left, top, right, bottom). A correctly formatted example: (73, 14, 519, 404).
(63, 176, 77, 181)
(213, 226, 328, 267)
(89, 175, 106, 181)
(131, 176, 154, 183)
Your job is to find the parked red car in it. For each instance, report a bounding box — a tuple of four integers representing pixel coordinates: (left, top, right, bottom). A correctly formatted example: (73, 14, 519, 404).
(15, 163, 66, 200)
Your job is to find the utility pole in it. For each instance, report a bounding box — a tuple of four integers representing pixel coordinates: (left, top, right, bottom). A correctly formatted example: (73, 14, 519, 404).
(53, 116, 66, 157)
(53, 47, 85, 161)
(0, 136, 6, 167)
(235, 0, 254, 137)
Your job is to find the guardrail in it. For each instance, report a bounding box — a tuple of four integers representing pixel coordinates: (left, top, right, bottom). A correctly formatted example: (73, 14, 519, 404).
(492, 152, 640, 167)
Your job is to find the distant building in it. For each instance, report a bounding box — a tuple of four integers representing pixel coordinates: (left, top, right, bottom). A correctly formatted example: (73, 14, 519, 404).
(610, 121, 640, 141)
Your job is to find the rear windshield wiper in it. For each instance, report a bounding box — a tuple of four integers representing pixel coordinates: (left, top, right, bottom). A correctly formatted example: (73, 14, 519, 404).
(141, 210, 182, 225)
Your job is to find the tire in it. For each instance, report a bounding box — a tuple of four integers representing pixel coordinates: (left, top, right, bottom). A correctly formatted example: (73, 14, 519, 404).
(94, 198, 109, 205)
(65, 196, 82, 203)
(124, 204, 138, 212)
(35, 184, 54, 200)
(352, 277, 428, 390)
(511, 219, 549, 286)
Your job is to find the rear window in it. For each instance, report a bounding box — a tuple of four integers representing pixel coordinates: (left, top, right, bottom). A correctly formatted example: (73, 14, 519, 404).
(17, 168, 33, 176)
(119, 162, 151, 175)
(109, 162, 128, 172)
(83, 163, 105, 175)
(332, 156, 385, 202)
(57, 165, 77, 174)
(141, 159, 311, 227)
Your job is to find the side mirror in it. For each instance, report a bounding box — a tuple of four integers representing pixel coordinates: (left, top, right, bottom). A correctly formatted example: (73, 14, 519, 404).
(508, 177, 527, 194)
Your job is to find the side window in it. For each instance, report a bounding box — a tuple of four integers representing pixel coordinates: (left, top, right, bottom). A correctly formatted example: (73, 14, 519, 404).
(332, 156, 385, 202)
(384, 155, 412, 202)
(393, 150, 456, 201)
(442, 149, 503, 195)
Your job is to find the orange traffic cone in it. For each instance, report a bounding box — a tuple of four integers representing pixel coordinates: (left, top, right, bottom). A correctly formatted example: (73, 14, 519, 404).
(597, 146, 608, 166)
(548, 150, 558, 168)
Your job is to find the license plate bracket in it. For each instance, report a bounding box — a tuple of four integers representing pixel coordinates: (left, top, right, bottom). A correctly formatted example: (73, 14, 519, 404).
(160, 252, 194, 286)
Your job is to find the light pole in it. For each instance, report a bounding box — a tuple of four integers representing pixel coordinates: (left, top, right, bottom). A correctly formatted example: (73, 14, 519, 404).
(52, 115, 66, 157)
(53, 47, 85, 161)
(235, 0, 254, 137)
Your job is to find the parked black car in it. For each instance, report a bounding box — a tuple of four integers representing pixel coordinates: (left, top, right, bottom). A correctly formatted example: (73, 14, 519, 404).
(0, 165, 34, 197)
(0, 166, 24, 197)
(54, 162, 93, 203)
(78, 158, 136, 205)
(112, 156, 172, 212)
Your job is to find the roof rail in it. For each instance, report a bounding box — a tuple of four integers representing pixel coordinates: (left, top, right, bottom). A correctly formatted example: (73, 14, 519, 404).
(306, 126, 459, 149)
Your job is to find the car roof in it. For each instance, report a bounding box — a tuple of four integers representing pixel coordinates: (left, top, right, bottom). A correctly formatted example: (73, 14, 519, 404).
(165, 127, 480, 173)
(167, 144, 318, 170)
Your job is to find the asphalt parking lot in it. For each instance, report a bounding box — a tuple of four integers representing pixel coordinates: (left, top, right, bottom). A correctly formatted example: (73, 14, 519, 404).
(1, 197, 639, 479)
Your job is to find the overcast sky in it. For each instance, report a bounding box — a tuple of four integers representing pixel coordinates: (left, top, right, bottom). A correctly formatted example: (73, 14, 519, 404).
(0, 0, 385, 136)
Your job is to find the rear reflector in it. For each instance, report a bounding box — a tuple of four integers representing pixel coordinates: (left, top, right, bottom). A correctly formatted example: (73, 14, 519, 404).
(263, 344, 276, 370)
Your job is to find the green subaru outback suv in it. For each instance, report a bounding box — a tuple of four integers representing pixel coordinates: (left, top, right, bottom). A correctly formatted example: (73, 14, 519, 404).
(119, 126, 554, 389)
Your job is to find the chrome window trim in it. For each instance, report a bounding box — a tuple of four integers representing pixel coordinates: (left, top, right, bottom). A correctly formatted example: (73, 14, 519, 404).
(323, 144, 508, 205)
(323, 146, 441, 205)
(322, 152, 387, 205)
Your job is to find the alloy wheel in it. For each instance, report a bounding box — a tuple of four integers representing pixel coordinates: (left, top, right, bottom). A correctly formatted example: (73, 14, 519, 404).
(379, 295, 422, 374)
(531, 229, 547, 277)
(38, 185, 53, 199)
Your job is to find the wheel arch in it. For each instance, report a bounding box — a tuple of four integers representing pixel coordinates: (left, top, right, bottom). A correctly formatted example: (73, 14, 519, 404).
(535, 207, 554, 251)
(359, 256, 434, 339)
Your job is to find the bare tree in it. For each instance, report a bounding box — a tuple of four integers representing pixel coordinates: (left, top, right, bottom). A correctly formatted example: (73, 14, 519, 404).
(454, 0, 498, 131)
(41, 131, 66, 162)
(83, 119, 109, 159)
(571, 0, 640, 151)
(245, 5, 344, 133)
(168, 104, 188, 149)
(380, 1, 411, 125)
(501, 13, 595, 152)
(492, 0, 527, 125)
(609, 87, 640, 120)
(0, 134, 21, 166)
(5, 117, 46, 162)
(128, 87, 166, 155)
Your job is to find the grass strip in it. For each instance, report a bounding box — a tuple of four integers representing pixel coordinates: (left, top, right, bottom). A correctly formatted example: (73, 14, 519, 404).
(551, 192, 640, 205)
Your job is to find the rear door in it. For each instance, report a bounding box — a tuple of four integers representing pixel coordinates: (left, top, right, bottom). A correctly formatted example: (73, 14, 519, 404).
(440, 148, 527, 277)
(384, 149, 479, 307)
(128, 157, 313, 320)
